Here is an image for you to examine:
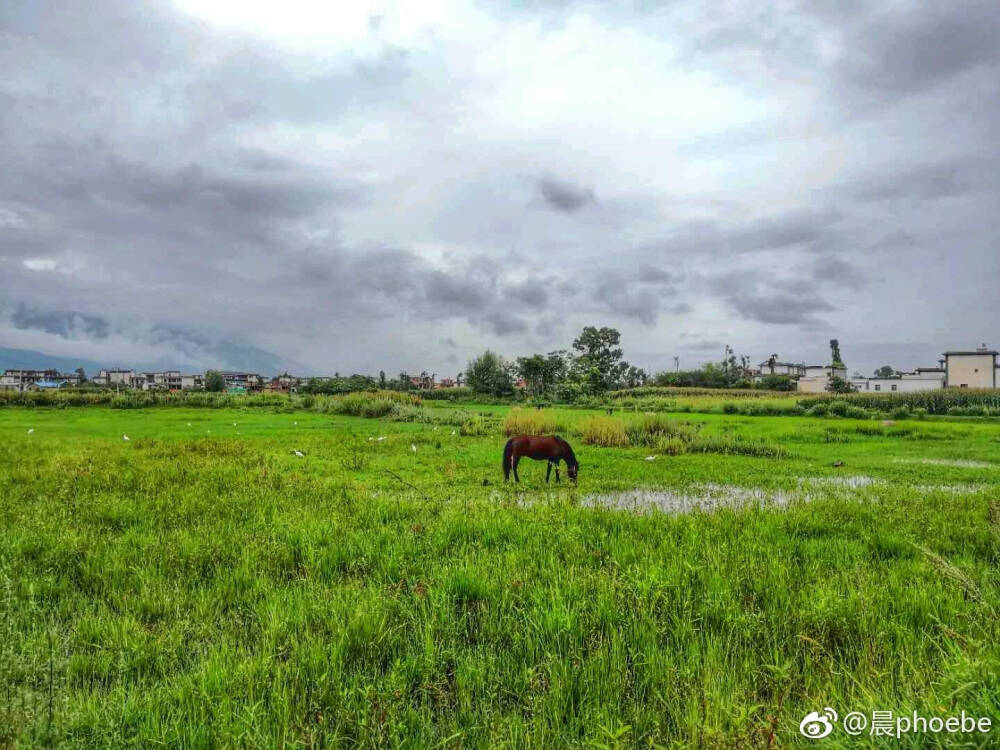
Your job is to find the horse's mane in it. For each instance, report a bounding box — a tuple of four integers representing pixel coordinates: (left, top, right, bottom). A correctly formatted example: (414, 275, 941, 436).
(553, 435, 577, 466)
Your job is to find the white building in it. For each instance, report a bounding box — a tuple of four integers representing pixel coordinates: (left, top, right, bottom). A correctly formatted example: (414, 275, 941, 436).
(943, 346, 997, 389)
(751, 356, 805, 384)
(851, 368, 945, 393)
(795, 345, 1000, 394)
(797, 364, 848, 393)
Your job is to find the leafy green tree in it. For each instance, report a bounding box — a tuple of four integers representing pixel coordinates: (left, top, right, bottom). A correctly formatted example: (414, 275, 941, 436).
(204, 370, 226, 392)
(379, 370, 386, 388)
(874, 365, 896, 378)
(465, 350, 514, 397)
(516, 350, 572, 397)
(75, 367, 87, 383)
(623, 365, 647, 388)
(757, 374, 795, 391)
(570, 326, 632, 393)
(826, 375, 855, 394)
(830, 339, 844, 366)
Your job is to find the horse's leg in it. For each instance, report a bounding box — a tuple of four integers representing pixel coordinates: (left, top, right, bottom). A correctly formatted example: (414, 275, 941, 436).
(545, 462, 552, 483)
(555, 464, 561, 482)
(513, 456, 521, 483)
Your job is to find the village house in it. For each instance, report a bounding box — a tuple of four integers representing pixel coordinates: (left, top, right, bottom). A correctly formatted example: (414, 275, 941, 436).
(752, 356, 806, 381)
(1, 369, 86, 391)
(219, 371, 264, 392)
(851, 368, 946, 392)
(409, 374, 435, 389)
(791, 343, 998, 393)
(944, 346, 998, 388)
(796, 364, 849, 393)
(264, 374, 300, 393)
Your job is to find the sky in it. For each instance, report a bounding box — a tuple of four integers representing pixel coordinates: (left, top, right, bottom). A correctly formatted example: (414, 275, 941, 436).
(1, 0, 999, 377)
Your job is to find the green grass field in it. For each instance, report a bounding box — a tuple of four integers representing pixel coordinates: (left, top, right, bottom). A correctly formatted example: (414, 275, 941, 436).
(2, 403, 999, 747)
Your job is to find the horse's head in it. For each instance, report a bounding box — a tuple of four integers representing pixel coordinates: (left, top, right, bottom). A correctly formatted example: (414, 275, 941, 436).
(567, 461, 578, 482)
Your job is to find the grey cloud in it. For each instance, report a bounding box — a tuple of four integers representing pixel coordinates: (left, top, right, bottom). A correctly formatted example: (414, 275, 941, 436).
(482, 310, 529, 336)
(1, 305, 288, 372)
(423, 270, 490, 312)
(2, 0, 999, 376)
(852, 158, 998, 202)
(593, 273, 663, 326)
(680, 338, 726, 352)
(705, 269, 835, 325)
(810, 256, 866, 290)
(504, 279, 550, 307)
(728, 292, 834, 326)
(538, 177, 595, 213)
(729, 210, 843, 254)
(837, 2, 1000, 97)
(638, 265, 680, 285)
(12, 305, 110, 340)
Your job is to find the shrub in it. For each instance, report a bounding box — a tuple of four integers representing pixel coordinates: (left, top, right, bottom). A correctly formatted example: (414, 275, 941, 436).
(386, 404, 433, 422)
(323, 390, 421, 418)
(828, 400, 850, 417)
(912, 408, 928, 420)
(845, 406, 869, 419)
(891, 406, 910, 420)
(579, 416, 629, 447)
(722, 402, 740, 414)
(741, 401, 807, 417)
(807, 404, 829, 417)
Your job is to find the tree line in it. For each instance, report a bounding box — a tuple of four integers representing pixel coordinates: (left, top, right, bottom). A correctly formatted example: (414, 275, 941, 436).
(217, 330, 861, 398)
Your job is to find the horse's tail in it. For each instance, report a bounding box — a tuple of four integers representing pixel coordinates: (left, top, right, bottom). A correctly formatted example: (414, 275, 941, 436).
(502, 438, 514, 481)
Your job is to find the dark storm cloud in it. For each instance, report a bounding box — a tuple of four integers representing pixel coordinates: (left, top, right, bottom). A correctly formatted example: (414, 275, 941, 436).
(705, 269, 835, 326)
(12, 305, 110, 340)
(727, 293, 834, 326)
(809, 256, 865, 290)
(504, 279, 550, 307)
(593, 273, 663, 326)
(538, 177, 595, 213)
(728, 210, 843, 254)
(482, 310, 529, 336)
(835, 1, 1000, 97)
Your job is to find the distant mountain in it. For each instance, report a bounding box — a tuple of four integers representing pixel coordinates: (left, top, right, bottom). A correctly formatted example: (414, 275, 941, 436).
(0, 347, 105, 375)
(0, 344, 300, 377)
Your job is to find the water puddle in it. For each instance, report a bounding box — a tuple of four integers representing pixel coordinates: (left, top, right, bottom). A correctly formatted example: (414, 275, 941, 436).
(581, 483, 799, 514)
(893, 458, 995, 469)
(804, 475, 882, 488)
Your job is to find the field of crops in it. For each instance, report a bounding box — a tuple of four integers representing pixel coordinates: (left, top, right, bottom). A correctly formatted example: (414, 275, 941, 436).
(2, 401, 999, 746)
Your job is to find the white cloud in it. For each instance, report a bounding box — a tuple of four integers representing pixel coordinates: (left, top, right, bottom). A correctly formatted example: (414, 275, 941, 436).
(22, 258, 57, 272)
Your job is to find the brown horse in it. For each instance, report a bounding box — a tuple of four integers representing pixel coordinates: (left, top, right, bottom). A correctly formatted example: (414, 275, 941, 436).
(503, 435, 579, 483)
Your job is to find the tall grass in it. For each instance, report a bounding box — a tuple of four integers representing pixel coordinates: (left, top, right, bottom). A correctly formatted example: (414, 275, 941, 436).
(502, 408, 568, 436)
(578, 416, 629, 446)
(318, 390, 421, 418)
(624, 414, 700, 446)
